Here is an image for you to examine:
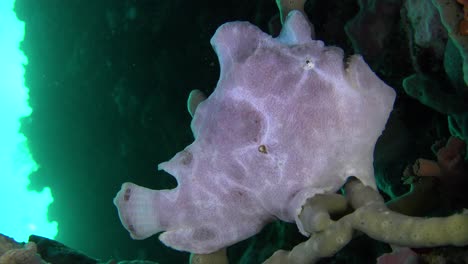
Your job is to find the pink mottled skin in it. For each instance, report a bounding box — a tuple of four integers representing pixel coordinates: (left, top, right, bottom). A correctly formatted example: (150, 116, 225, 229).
(114, 11, 396, 254)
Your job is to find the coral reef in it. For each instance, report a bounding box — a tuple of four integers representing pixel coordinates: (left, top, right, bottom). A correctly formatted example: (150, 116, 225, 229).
(0, 234, 44, 264)
(12, 0, 468, 263)
(114, 8, 396, 254)
(263, 178, 468, 263)
(411, 136, 468, 206)
(110, 0, 468, 262)
(345, 0, 402, 65)
(188, 1, 468, 263)
(0, 234, 161, 264)
(432, 0, 468, 86)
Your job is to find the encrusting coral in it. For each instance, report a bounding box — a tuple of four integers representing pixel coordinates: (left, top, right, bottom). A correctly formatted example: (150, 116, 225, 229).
(410, 136, 468, 207)
(189, 249, 228, 264)
(263, 178, 468, 264)
(0, 234, 45, 264)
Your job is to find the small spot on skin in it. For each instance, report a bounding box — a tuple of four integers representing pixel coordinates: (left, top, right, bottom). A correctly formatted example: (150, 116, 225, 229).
(124, 188, 131, 201)
(128, 224, 135, 232)
(230, 173, 245, 182)
(180, 150, 193, 165)
(258, 144, 267, 154)
(192, 227, 216, 241)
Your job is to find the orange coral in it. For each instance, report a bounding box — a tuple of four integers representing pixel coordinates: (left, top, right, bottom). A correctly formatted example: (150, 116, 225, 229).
(412, 136, 468, 205)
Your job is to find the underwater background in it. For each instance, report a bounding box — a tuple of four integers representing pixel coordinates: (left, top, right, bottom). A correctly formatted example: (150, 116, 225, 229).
(0, 0, 467, 263)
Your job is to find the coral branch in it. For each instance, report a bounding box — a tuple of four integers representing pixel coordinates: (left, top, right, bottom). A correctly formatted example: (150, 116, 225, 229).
(264, 178, 468, 264)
